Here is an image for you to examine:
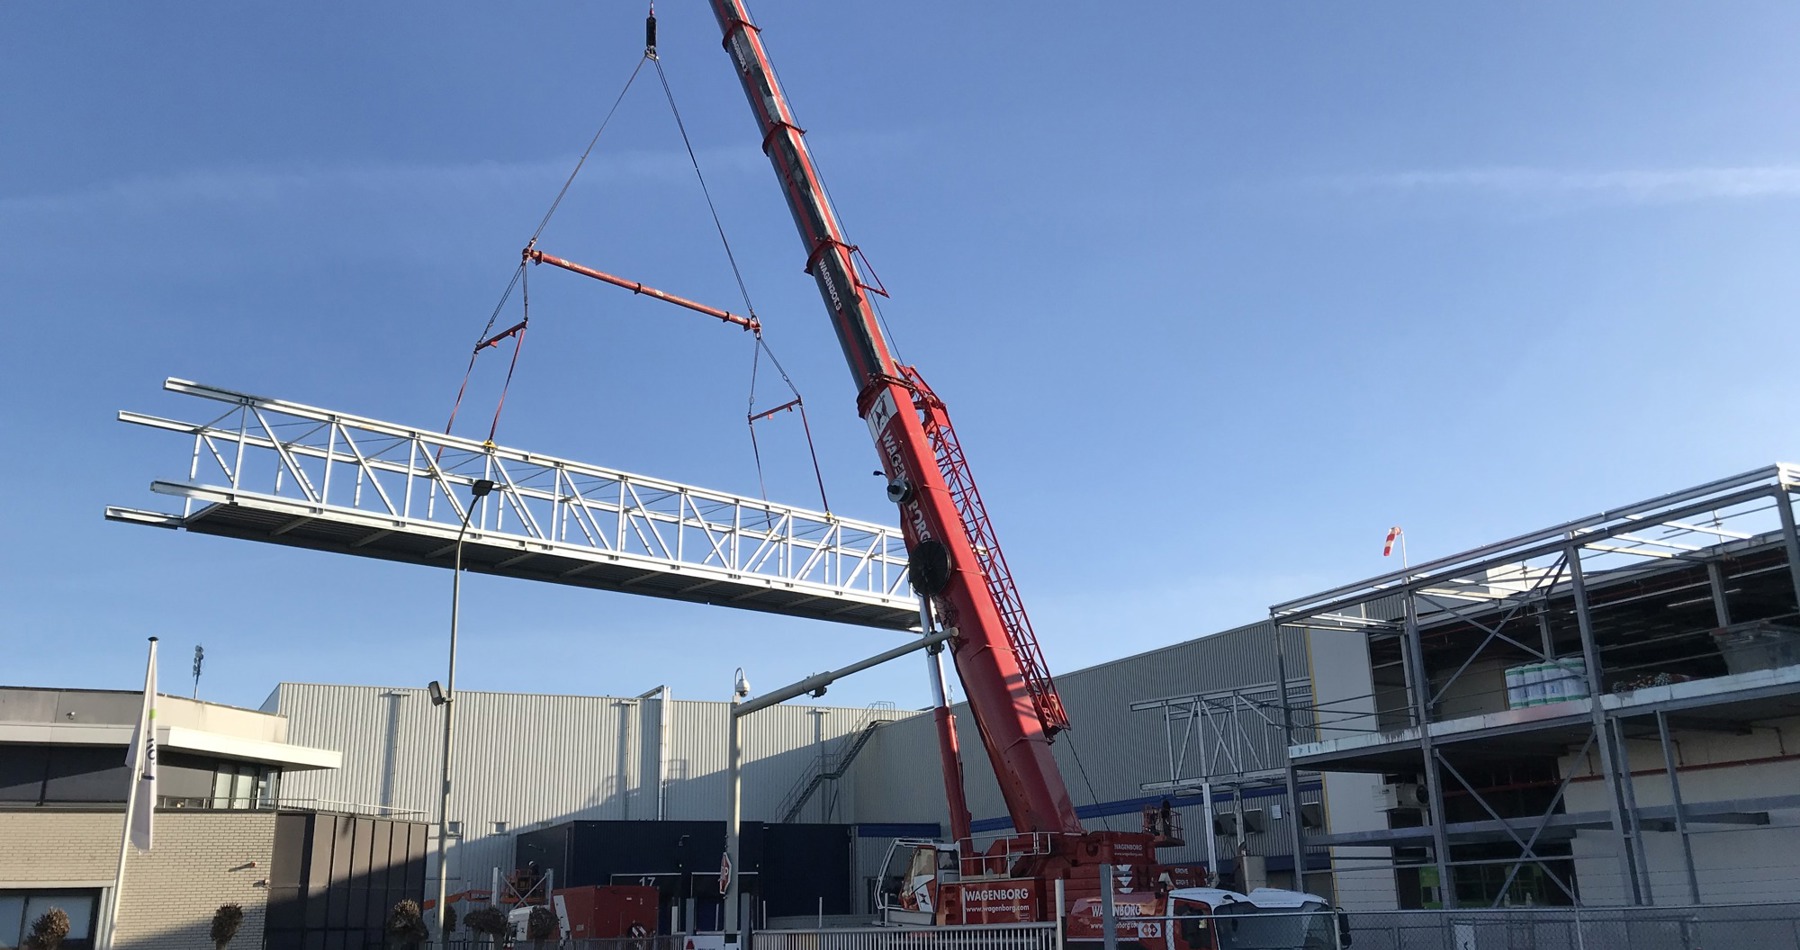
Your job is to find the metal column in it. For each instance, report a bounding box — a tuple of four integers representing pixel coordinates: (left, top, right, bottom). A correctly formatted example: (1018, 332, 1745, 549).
(1706, 561, 1733, 629)
(1610, 717, 1652, 903)
(1401, 593, 1457, 908)
(1773, 488, 1800, 613)
(1567, 545, 1640, 904)
(1274, 625, 1309, 892)
(1655, 710, 1701, 904)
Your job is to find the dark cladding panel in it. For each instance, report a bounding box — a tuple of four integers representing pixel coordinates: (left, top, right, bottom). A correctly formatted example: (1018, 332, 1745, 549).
(269, 812, 430, 950)
(326, 814, 355, 928)
(350, 817, 376, 931)
(304, 814, 333, 930)
(405, 821, 429, 895)
(526, 821, 849, 921)
(0, 745, 49, 802)
(267, 813, 311, 934)
(41, 746, 128, 802)
(762, 824, 852, 917)
(515, 824, 573, 883)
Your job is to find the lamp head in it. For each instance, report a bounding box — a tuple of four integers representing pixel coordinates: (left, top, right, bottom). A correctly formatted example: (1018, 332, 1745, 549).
(471, 479, 497, 499)
(428, 680, 447, 706)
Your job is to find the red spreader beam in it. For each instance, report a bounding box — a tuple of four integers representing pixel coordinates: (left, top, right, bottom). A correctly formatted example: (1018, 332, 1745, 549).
(525, 247, 761, 333)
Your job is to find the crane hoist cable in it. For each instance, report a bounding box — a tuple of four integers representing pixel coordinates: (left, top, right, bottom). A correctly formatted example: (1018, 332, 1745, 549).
(443, 7, 834, 518)
(442, 53, 650, 441)
(648, 25, 831, 514)
(747, 334, 830, 514)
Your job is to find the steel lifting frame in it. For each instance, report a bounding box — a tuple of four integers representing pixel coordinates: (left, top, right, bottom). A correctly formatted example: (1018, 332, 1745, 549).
(107, 378, 918, 628)
(1268, 464, 1800, 909)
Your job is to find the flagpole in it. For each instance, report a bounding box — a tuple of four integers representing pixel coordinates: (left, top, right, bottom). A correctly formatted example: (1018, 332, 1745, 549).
(104, 636, 157, 950)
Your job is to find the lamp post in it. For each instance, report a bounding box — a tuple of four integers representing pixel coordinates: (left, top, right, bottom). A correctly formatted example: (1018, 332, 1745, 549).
(722, 629, 954, 949)
(432, 477, 495, 937)
(724, 668, 749, 950)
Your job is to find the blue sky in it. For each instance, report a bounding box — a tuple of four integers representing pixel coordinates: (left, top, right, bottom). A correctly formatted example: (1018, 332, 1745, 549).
(3, 2, 1798, 719)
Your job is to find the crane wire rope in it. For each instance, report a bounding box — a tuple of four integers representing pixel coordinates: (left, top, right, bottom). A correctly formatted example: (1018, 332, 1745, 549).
(649, 25, 831, 514)
(1065, 734, 1115, 832)
(443, 54, 650, 441)
(443, 12, 832, 517)
(485, 264, 530, 445)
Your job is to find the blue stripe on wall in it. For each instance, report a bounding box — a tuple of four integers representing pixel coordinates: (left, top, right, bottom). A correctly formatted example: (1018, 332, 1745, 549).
(967, 782, 1324, 835)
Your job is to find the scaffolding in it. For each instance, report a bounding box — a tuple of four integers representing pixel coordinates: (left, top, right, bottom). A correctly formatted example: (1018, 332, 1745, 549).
(1267, 464, 1800, 909)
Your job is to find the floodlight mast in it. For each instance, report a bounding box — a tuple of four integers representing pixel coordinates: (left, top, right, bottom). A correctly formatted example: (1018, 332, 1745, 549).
(706, 0, 1082, 842)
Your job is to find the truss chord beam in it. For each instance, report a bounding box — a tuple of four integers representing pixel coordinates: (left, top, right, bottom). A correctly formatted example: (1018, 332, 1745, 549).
(113, 380, 918, 629)
(1273, 472, 1793, 621)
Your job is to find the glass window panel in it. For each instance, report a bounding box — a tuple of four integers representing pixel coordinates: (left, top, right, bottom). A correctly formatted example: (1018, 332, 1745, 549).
(212, 766, 234, 808)
(231, 766, 255, 809)
(0, 894, 26, 950)
(22, 893, 95, 943)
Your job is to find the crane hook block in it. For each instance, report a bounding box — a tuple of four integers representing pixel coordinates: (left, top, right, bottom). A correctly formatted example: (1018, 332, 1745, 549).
(645, 14, 657, 53)
(908, 540, 953, 596)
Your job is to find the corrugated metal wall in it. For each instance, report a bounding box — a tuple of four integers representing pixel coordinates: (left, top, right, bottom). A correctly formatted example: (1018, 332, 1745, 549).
(274, 618, 1383, 905)
(850, 623, 1328, 869)
(274, 684, 919, 896)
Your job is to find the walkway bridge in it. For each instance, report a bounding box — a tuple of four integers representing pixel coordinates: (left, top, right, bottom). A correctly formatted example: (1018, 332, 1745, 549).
(107, 379, 918, 630)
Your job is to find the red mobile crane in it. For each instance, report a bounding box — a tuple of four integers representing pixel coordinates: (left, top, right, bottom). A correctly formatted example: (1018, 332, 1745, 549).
(703, 5, 1346, 948)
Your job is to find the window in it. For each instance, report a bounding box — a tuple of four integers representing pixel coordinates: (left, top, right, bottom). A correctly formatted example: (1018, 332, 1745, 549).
(210, 763, 278, 809)
(492, 821, 508, 834)
(1, 890, 100, 950)
(446, 821, 463, 837)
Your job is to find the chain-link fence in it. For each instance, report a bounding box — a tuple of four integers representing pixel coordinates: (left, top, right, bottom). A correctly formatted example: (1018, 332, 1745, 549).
(1342, 902, 1800, 950)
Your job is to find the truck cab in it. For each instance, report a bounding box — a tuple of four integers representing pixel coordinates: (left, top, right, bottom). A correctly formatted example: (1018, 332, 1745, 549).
(1166, 888, 1349, 950)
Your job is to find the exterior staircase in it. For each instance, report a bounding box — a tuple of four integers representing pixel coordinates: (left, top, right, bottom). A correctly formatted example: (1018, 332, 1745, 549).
(777, 702, 899, 823)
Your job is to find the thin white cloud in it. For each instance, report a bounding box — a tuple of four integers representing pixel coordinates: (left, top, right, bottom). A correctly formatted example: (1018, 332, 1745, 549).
(1315, 165, 1800, 204)
(0, 145, 768, 218)
(0, 125, 918, 221)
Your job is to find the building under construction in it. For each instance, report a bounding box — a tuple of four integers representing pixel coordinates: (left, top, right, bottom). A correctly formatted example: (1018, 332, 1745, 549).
(1270, 463, 1800, 909)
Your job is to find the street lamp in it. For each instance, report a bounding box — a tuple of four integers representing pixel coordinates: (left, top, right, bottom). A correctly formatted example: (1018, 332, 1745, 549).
(724, 668, 748, 950)
(721, 631, 953, 950)
(435, 477, 495, 936)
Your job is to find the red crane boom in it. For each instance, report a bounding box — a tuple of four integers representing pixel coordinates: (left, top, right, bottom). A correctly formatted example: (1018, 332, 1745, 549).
(705, 0, 1082, 838)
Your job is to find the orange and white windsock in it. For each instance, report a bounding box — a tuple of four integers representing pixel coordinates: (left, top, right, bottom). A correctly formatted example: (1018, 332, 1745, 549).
(1383, 526, 1404, 557)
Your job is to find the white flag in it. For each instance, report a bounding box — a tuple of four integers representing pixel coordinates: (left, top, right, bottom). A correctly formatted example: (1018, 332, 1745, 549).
(125, 638, 159, 852)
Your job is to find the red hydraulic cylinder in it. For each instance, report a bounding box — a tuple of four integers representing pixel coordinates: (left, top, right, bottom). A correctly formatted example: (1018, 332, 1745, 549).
(708, 0, 1083, 837)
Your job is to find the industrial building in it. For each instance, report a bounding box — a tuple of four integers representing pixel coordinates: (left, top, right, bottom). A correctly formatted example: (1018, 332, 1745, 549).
(267, 628, 1374, 922)
(262, 464, 1800, 923)
(1272, 463, 1800, 909)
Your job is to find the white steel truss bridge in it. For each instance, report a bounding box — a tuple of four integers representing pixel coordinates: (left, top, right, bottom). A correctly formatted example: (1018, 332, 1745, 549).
(106, 378, 918, 630)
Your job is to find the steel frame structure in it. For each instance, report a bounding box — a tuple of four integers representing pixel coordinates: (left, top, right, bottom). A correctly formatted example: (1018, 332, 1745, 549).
(1266, 464, 1800, 909)
(1133, 679, 1320, 883)
(1134, 680, 1316, 792)
(107, 378, 918, 629)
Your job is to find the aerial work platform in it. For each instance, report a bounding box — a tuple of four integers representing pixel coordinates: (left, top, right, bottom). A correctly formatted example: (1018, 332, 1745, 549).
(107, 378, 917, 630)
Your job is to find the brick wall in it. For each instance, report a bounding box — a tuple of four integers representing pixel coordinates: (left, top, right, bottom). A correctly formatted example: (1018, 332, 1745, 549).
(0, 810, 121, 884)
(0, 808, 276, 950)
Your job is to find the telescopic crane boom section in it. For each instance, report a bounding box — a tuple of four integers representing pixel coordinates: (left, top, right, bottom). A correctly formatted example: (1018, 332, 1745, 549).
(706, 0, 1081, 840)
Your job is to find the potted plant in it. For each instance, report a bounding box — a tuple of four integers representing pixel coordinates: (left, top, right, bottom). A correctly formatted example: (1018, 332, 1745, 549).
(212, 904, 245, 950)
(23, 909, 70, 950)
(464, 906, 510, 949)
(387, 900, 429, 950)
(525, 906, 558, 950)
